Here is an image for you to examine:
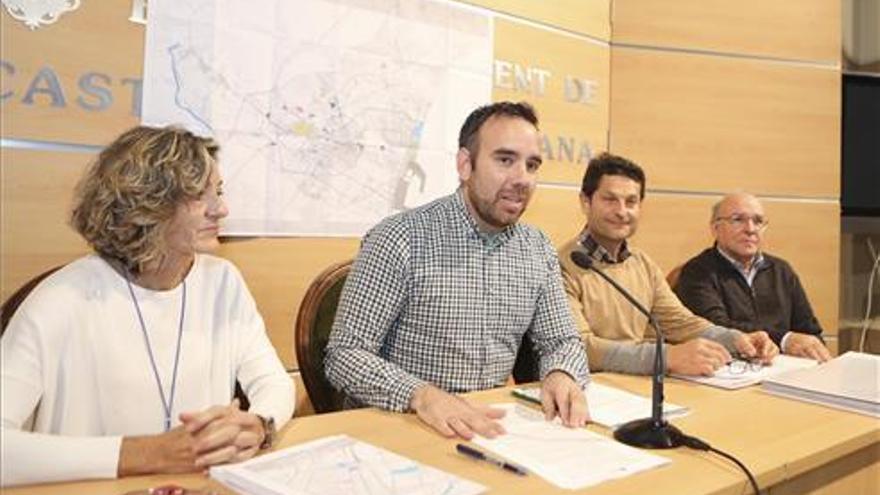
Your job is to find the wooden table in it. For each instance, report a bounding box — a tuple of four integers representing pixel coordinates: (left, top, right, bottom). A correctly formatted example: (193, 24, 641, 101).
(5, 373, 878, 494)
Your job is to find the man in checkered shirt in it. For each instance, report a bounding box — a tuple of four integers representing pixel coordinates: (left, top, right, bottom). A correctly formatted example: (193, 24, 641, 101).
(325, 101, 590, 440)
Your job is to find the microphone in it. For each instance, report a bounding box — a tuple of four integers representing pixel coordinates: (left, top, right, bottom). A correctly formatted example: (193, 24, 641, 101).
(571, 249, 685, 449)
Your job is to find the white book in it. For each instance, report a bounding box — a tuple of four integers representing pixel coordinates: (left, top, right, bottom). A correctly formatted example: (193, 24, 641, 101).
(513, 382, 689, 429)
(762, 351, 880, 417)
(210, 434, 486, 495)
(472, 403, 669, 490)
(671, 354, 818, 390)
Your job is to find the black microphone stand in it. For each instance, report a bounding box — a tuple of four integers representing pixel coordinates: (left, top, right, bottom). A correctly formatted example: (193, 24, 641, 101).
(571, 250, 684, 449)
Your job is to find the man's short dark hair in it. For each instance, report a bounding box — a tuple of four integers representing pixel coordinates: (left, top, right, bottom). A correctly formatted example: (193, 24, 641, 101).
(458, 101, 539, 159)
(581, 152, 646, 199)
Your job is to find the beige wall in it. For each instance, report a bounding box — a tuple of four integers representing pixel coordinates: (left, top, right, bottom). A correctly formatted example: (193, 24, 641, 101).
(1, 1, 142, 302)
(607, 1, 842, 348)
(1, 1, 842, 412)
(611, 0, 840, 62)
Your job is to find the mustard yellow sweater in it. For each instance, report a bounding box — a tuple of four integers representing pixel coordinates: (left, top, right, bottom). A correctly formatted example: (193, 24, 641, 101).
(558, 237, 735, 373)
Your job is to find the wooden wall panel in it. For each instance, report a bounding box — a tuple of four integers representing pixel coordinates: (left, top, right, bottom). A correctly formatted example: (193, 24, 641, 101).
(612, 0, 840, 63)
(217, 238, 360, 368)
(462, 0, 610, 40)
(609, 47, 840, 198)
(520, 185, 583, 245)
(493, 18, 610, 185)
(524, 187, 840, 338)
(607, 1, 842, 352)
(1, 2, 143, 145)
(0, 150, 91, 301)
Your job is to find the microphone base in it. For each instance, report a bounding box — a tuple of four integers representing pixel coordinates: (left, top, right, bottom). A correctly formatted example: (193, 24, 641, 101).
(613, 418, 685, 449)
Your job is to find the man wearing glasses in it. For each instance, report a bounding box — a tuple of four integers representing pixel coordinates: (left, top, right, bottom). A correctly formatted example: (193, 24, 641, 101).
(675, 193, 831, 362)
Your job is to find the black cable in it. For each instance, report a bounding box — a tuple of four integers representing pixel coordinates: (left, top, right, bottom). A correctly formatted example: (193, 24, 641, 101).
(679, 434, 761, 495)
(708, 446, 761, 495)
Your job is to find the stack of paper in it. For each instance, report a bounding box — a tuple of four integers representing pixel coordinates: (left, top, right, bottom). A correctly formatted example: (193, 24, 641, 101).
(671, 354, 818, 390)
(762, 351, 880, 417)
(211, 435, 486, 495)
(513, 382, 689, 429)
(473, 403, 669, 490)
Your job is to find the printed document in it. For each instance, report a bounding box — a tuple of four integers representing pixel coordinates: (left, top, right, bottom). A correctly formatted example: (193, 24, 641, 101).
(513, 382, 689, 429)
(762, 351, 880, 417)
(671, 354, 818, 390)
(211, 434, 485, 495)
(472, 403, 669, 490)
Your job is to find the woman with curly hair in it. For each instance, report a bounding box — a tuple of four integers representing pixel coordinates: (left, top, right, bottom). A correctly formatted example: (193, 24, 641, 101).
(1, 125, 294, 486)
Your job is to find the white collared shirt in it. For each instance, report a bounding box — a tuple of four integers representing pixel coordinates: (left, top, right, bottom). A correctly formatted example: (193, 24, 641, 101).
(715, 246, 765, 287)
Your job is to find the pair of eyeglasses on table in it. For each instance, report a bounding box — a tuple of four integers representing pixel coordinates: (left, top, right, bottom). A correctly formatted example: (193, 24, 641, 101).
(723, 353, 765, 374)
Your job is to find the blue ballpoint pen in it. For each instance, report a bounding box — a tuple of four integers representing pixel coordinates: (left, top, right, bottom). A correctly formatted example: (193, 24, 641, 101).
(455, 443, 528, 476)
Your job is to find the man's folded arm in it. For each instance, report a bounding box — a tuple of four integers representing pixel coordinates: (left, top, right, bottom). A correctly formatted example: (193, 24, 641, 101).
(324, 220, 429, 411)
(325, 343, 428, 411)
(600, 340, 657, 375)
(699, 325, 743, 352)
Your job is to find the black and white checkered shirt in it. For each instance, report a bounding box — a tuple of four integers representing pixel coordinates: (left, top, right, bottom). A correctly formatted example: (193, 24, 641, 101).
(325, 190, 590, 412)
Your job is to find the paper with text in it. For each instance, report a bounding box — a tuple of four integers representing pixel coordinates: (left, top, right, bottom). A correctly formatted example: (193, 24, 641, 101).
(763, 351, 880, 417)
(472, 403, 669, 490)
(671, 354, 818, 390)
(513, 382, 689, 429)
(210, 434, 486, 495)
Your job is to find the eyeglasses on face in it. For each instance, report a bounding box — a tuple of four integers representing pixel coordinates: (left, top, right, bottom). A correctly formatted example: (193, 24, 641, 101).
(714, 214, 769, 231)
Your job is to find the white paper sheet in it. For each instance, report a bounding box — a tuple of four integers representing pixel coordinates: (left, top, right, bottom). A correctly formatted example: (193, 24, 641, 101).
(671, 354, 818, 390)
(513, 382, 689, 429)
(211, 434, 486, 495)
(763, 351, 880, 417)
(472, 403, 669, 490)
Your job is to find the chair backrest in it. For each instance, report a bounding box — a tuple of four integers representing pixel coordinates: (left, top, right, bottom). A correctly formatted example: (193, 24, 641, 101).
(1, 265, 66, 431)
(666, 264, 685, 291)
(1, 265, 65, 335)
(294, 260, 353, 414)
(512, 334, 540, 384)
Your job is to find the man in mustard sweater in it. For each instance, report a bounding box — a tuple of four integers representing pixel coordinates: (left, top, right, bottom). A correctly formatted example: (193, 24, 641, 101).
(559, 153, 778, 376)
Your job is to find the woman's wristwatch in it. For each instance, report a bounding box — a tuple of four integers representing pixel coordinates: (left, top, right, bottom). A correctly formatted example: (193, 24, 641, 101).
(256, 414, 277, 450)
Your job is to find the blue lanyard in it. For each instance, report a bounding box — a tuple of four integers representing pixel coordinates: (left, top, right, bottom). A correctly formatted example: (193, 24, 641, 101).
(125, 277, 187, 432)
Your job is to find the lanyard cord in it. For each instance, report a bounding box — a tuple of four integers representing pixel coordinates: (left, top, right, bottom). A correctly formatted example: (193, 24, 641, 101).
(125, 277, 187, 432)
